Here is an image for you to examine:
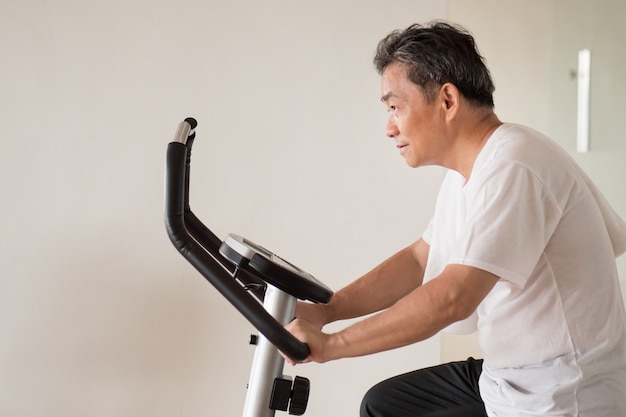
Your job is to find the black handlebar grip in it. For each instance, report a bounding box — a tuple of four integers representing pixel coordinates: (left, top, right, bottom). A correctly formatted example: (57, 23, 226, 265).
(164, 141, 310, 362)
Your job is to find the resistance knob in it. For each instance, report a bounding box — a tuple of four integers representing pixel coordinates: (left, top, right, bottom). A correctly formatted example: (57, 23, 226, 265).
(288, 376, 310, 415)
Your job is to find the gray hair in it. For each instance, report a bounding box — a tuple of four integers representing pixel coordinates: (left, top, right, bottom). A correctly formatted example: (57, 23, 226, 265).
(374, 21, 495, 107)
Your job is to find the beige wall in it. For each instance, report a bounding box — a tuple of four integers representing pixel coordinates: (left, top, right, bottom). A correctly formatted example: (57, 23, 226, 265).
(0, 1, 446, 416)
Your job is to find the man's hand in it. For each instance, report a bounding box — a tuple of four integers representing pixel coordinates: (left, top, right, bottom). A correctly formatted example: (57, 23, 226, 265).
(282, 318, 333, 366)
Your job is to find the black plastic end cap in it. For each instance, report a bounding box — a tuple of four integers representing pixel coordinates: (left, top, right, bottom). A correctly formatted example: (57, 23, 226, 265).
(184, 117, 198, 129)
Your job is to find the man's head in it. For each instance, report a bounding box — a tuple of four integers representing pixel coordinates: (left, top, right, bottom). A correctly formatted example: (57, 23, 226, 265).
(374, 21, 495, 108)
(376, 22, 501, 174)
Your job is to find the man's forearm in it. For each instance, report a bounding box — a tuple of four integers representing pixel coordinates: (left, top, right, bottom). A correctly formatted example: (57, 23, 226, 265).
(322, 264, 499, 361)
(324, 239, 428, 323)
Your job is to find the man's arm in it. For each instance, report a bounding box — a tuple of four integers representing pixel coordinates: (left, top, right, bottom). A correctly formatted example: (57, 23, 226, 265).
(285, 263, 498, 364)
(295, 238, 430, 329)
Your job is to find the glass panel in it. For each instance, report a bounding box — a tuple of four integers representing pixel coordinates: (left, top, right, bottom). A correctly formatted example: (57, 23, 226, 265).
(550, 0, 626, 153)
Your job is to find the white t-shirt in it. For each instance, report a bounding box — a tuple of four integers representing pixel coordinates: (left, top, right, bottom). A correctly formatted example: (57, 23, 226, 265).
(422, 124, 626, 416)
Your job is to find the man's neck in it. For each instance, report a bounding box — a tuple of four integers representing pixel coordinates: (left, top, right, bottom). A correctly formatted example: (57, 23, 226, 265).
(448, 111, 502, 180)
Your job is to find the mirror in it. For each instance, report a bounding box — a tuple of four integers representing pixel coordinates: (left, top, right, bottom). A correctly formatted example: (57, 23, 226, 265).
(550, 0, 626, 153)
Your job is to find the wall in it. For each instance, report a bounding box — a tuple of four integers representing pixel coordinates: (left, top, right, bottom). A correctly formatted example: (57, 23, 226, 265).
(0, 1, 446, 416)
(443, 0, 553, 361)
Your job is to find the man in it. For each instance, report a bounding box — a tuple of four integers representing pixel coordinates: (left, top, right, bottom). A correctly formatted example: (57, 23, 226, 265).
(284, 21, 626, 416)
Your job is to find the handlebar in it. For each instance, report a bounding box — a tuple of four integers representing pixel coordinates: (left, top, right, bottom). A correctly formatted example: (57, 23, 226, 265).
(164, 119, 310, 362)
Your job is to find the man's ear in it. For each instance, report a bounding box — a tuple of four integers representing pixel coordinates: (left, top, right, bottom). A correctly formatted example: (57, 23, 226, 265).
(440, 82, 460, 120)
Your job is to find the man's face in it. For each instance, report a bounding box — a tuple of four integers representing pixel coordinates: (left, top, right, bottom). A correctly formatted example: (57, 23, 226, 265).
(380, 62, 445, 168)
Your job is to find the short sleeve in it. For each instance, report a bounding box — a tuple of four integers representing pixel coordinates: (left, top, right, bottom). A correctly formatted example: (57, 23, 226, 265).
(450, 162, 562, 287)
(422, 217, 434, 245)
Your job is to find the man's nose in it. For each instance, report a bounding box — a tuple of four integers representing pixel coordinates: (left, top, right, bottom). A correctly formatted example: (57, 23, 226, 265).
(386, 116, 399, 138)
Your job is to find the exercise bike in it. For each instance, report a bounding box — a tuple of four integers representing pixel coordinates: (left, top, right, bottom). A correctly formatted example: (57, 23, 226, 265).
(164, 118, 333, 417)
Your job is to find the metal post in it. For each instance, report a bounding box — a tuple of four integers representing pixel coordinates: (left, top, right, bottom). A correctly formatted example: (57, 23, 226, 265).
(242, 285, 296, 417)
